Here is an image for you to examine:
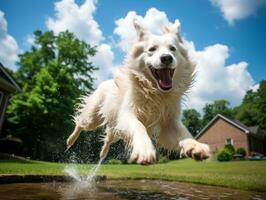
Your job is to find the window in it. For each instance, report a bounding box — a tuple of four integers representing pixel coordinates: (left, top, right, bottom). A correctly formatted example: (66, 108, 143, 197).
(225, 138, 233, 145)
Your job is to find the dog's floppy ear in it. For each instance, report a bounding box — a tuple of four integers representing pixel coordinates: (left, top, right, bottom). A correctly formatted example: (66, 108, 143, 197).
(163, 19, 183, 42)
(133, 19, 148, 41)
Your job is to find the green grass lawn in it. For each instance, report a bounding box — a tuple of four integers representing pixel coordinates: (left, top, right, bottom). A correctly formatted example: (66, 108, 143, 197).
(0, 159, 266, 192)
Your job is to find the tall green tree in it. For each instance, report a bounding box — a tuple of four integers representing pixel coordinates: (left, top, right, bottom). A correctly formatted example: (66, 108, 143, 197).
(234, 90, 259, 126)
(256, 81, 266, 138)
(234, 80, 266, 138)
(202, 99, 233, 127)
(182, 109, 202, 137)
(5, 30, 97, 160)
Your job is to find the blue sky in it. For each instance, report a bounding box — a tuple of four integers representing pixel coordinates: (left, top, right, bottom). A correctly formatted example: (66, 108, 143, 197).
(0, 0, 265, 111)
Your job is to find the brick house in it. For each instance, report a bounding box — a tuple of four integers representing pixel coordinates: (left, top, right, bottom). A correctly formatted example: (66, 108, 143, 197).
(195, 114, 266, 155)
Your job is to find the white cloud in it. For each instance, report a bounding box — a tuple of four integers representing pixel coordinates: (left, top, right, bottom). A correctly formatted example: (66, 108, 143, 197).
(47, 0, 115, 85)
(47, 0, 102, 45)
(210, 0, 266, 25)
(185, 41, 254, 111)
(114, 8, 171, 52)
(251, 83, 260, 91)
(114, 8, 256, 112)
(91, 44, 115, 85)
(0, 11, 19, 70)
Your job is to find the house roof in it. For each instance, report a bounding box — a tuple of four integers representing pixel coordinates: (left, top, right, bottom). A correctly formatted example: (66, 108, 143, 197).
(195, 114, 259, 139)
(0, 63, 21, 93)
(232, 119, 259, 134)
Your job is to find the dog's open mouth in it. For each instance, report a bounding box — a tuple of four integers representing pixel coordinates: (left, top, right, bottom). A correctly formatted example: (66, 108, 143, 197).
(149, 66, 175, 90)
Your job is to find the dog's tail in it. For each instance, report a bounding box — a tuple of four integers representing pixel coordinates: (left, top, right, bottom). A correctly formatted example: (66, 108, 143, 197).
(66, 126, 82, 150)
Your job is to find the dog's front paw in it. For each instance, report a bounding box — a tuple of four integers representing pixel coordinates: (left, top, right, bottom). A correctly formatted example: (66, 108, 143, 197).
(129, 142, 156, 165)
(179, 138, 210, 161)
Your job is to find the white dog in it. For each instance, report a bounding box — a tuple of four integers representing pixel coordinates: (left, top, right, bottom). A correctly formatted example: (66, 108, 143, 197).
(66, 20, 210, 164)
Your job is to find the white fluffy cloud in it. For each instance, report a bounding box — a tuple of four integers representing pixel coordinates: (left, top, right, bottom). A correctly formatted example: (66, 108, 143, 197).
(0, 11, 19, 70)
(185, 42, 254, 111)
(210, 0, 266, 25)
(47, 0, 102, 45)
(91, 43, 115, 85)
(114, 8, 171, 52)
(47, 0, 114, 84)
(114, 8, 256, 111)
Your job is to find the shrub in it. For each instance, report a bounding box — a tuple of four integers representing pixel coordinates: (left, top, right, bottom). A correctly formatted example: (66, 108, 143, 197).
(217, 149, 232, 161)
(224, 144, 235, 155)
(236, 147, 247, 157)
(158, 155, 170, 163)
(106, 159, 122, 165)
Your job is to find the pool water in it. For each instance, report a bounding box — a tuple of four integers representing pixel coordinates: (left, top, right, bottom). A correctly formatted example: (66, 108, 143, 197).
(0, 180, 265, 200)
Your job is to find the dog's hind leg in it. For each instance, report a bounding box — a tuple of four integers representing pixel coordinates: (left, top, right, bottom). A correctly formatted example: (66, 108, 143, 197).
(66, 126, 82, 150)
(66, 87, 105, 149)
(99, 130, 118, 160)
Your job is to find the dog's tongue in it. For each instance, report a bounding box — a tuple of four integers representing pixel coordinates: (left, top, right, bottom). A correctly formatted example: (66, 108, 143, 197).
(157, 68, 172, 90)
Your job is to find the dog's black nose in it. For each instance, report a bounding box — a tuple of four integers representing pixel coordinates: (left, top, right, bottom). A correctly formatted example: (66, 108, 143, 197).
(160, 54, 173, 65)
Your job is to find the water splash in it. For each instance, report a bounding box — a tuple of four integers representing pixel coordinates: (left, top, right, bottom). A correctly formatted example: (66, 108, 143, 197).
(64, 167, 82, 182)
(86, 159, 103, 182)
(65, 159, 103, 181)
(62, 159, 104, 199)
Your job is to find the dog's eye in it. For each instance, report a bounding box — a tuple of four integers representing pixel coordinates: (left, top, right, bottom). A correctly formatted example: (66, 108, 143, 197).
(148, 46, 157, 52)
(169, 45, 176, 52)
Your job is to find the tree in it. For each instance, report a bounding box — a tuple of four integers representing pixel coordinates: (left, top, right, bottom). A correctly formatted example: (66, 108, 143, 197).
(234, 90, 259, 126)
(234, 80, 266, 139)
(5, 30, 97, 161)
(256, 80, 266, 138)
(202, 99, 233, 127)
(182, 109, 202, 137)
